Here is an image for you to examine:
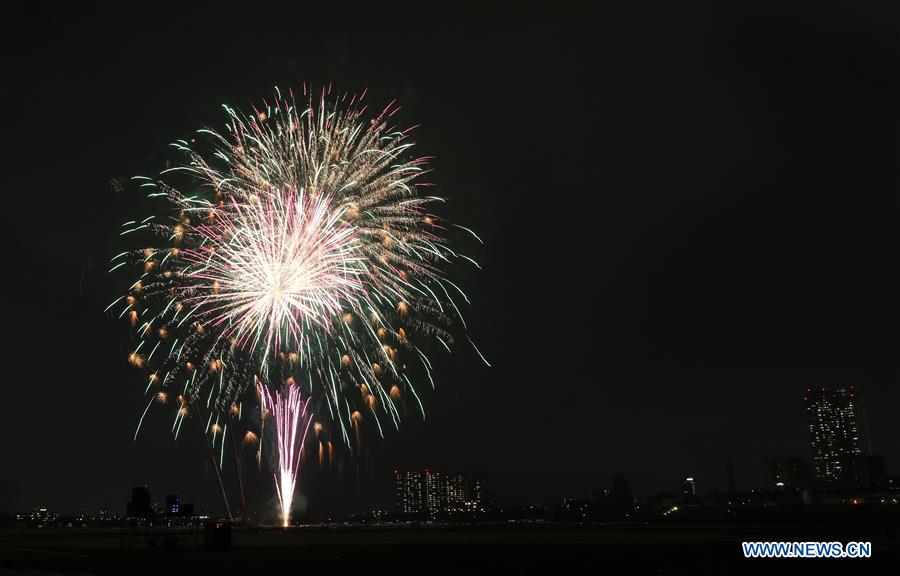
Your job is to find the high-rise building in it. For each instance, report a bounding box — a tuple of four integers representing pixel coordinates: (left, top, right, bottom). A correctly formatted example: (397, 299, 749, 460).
(425, 469, 443, 512)
(126, 485, 153, 517)
(397, 469, 491, 514)
(394, 470, 424, 514)
(468, 478, 486, 511)
(805, 386, 872, 489)
(166, 494, 181, 515)
(444, 474, 467, 512)
(612, 474, 634, 510)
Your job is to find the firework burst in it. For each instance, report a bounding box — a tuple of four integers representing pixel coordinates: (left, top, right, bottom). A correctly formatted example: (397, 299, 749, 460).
(110, 84, 485, 471)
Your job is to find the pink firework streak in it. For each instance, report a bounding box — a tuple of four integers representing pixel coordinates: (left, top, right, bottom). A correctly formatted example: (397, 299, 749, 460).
(261, 381, 313, 527)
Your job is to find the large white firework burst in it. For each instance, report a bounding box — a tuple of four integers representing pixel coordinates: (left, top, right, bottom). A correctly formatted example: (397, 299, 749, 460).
(110, 86, 484, 451)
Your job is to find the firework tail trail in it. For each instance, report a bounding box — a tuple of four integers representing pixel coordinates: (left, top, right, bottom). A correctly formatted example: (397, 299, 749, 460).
(261, 382, 312, 527)
(192, 406, 233, 520)
(226, 413, 247, 520)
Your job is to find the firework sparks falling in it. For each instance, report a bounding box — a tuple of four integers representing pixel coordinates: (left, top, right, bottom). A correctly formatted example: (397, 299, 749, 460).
(261, 380, 312, 528)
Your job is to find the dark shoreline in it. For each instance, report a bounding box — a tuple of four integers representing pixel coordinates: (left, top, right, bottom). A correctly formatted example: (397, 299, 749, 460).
(2, 522, 898, 575)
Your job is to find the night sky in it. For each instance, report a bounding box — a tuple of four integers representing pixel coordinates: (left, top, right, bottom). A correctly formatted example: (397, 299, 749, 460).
(2, 3, 898, 515)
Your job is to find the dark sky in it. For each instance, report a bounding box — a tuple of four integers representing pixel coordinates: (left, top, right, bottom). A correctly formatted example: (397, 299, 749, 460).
(1, 3, 898, 515)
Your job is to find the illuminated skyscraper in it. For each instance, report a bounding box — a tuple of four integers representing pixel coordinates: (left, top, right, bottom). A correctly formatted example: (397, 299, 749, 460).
(444, 474, 467, 512)
(394, 470, 424, 514)
(805, 386, 872, 488)
(425, 469, 443, 512)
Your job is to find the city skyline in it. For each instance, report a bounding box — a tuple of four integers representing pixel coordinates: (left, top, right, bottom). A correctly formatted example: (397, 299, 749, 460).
(7, 381, 897, 518)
